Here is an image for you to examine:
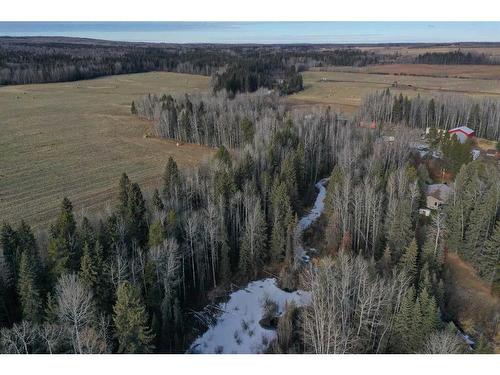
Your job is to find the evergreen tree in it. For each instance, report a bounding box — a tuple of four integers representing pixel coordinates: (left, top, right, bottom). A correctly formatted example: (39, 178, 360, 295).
(113, 281, 155, 353)
(214, 145, 232, 167)
(48, 197, 79, 279)
(418, 287, 440, 340)
(162, 157, 180, 198)
(117, 173, 131, 217)
(392, 287, 416, 353)
(127, 183, 148, 247)
(387, 200, 413, 262)
(427, 99, 436, 127)
(409, 295, 424, 352)
(152, 189, 164, 212)
(79, 241, 108, 312)
(1, 223, 20, 289)
(399, 239, 418, 284)
(17, 251, 42, 322)
(148, 220, 165, 248)
(79, 217, 95, 250)
(479, 221, 500, 284)
(240, 117, 255, 144)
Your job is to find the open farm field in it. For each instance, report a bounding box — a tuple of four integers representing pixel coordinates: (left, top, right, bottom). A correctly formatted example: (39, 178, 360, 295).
(287, 70, 500, 113)
(0, 72, 212, 229)
(316, 64, 500, 80)
(359, 45, 500, 59)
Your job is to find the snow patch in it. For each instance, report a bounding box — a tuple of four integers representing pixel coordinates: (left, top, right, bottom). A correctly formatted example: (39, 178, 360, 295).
(295, 178, 328, 263)
(189, 278, 310, 354)
(297, 178, 329, 231)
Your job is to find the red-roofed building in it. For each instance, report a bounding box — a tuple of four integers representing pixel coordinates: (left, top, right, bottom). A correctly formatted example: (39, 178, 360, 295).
(448, 126, 475, 143)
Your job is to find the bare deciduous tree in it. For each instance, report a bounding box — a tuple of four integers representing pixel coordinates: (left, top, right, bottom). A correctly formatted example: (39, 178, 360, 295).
(56, 274, 95, 354)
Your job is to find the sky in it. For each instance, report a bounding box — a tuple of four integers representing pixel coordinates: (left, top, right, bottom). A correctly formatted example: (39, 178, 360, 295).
(1, 22, 500, 44)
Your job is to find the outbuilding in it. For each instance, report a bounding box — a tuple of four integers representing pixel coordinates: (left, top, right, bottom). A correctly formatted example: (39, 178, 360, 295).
(448, 126, 475, 143)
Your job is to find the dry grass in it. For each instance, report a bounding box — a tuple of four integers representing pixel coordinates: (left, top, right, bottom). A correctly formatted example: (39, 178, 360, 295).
(359, 45, 500, 59)
(287, 70, 500, 113)
(0, 72, 213, 229)
(444, 252, 499, 351)
(319, 64, 500, 80)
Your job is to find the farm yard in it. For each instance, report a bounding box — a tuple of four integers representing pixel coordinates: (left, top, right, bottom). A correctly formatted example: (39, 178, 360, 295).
(287, 69, 500, 112)
(0, 72, 213, 229)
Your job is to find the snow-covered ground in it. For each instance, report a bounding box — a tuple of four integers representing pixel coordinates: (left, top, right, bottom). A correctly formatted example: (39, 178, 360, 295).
(296, 178, 328, 263)
(297, 178, 329, 231)
(189, 178, 328, 354)
(189, 278, 310, 354)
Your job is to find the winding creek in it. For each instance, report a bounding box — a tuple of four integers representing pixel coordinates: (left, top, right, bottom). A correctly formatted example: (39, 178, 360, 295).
(189, 179, 328, 354)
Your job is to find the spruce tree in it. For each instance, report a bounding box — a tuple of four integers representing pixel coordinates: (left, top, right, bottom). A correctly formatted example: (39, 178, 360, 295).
(113, 281, 154, 353)
(163, 157, 180, 198)
(399, 239, 418, 284)
(1, 222, 20, 288)
(392, 287, 416, 353)
(79, 241, 108, 312)
(152, 189, 164, 212)
(479, 220, 500, 284)
(17, 251, 42, 322)
(148, 220, 165, 248)
(214, 145, 232, 167)
(48, 197, 79, 279)
(387, 199, 413, 262)
(117, 173, 131, 217)
(418, 287, 440, 340)
(127, 182, 147, 247)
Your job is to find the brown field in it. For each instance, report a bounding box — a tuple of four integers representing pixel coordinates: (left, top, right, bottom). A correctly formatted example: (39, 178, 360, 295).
(0, 72, 212, 229)
(359, 45, 500, 59)
(317, 64, 500, 80)
(287, 70, 500, 113)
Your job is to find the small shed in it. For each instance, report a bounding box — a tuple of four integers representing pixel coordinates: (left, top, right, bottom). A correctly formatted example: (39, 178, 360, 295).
(418, 208, 431, 217)
(448, 126, 475, 144)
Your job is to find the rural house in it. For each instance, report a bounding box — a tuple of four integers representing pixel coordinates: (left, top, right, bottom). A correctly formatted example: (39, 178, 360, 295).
(448, 126, 475, 143)
(426, 183, 453, 209)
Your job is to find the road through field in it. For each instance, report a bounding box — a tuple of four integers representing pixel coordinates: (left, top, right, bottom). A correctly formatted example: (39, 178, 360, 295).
(0, 72, 213, 229)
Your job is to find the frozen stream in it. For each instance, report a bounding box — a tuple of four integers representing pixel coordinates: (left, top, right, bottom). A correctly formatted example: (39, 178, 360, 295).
(188, 178, 328, 354)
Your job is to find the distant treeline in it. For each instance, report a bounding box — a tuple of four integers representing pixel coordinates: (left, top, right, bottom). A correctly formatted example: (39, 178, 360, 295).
(0, 38, 383, 94)
(358, 89, 500, 141)
(414, 50, 497, 65)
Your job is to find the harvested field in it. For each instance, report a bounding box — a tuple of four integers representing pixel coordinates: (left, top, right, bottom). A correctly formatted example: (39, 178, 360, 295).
(359, 45, 500, 59)
(287, 70, 500, 113)
(316, 64, 500, 80)
(0, 72, 212, 229)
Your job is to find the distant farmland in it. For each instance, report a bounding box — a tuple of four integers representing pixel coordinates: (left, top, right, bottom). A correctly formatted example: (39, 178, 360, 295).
(0, 72, 213, 229)
(288, 70, 500, 113)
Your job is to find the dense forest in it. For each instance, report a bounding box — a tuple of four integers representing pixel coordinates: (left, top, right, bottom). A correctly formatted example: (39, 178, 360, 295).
(414, 50, 497, 65)
(0, 38, 382, 94)
(358, 89, 500, 141)
(1, 89, 498, 354)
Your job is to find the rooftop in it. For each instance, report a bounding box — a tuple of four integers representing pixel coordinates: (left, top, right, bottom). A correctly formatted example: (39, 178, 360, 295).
(427, 183, 453, 202)
(448, 126, 475, 135)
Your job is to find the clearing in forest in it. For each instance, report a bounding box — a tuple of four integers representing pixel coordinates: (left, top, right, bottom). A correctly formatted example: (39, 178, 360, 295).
(288, 70, 500, 113)
(0, 72, 213, 229)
